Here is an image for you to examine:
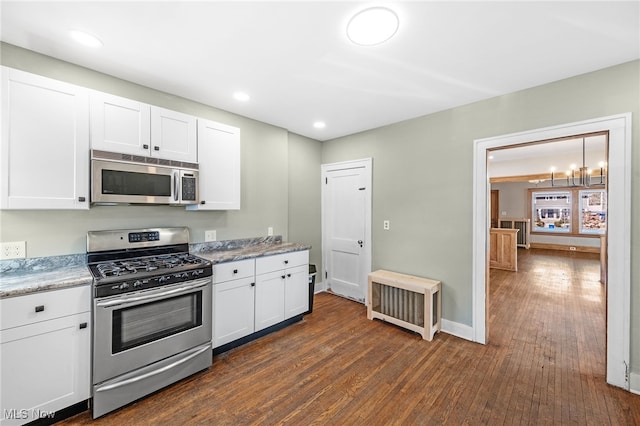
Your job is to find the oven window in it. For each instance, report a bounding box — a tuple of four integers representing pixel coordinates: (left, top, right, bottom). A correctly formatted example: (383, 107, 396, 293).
(102, 170, 171, 196)
(112, 292, 202, 353)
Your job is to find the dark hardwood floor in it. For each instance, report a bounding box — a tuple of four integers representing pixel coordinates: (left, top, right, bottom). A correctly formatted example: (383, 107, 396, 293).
(60, 249, 640, 425)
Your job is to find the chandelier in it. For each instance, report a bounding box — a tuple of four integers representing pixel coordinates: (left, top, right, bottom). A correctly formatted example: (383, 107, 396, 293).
(550, 138, 606, 187)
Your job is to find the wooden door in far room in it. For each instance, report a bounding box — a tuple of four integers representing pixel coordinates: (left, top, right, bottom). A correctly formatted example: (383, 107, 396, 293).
(322, 159, 371, 303)
(491, 190, 499, 228)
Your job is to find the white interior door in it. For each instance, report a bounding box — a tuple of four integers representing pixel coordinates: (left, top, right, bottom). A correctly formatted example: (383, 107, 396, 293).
(322, 159, 372, 303)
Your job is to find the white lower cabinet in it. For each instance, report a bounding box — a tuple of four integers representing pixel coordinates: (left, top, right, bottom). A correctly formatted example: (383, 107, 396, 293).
(213, 250, 309, 348)
(255, 250, 309, 331)
(254, 270, 286, 332)
(0, 286, 91, 426)
(213, 259, 255, 348)
(284, 264, 310, 318)
(213, 276, 255, 348)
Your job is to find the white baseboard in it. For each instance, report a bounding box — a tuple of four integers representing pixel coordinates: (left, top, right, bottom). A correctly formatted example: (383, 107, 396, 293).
(441, 319, 474, 341)
(313, 280, 325, 294)
(630, 372, 640, 395)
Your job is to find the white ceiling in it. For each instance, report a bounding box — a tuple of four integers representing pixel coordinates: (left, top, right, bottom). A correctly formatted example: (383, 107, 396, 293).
(1, 1, 639, 141)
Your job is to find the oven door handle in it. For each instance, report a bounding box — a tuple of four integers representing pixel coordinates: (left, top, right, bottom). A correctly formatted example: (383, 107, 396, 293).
(95, 279, 210, 308)
(93, 343, 211, 393)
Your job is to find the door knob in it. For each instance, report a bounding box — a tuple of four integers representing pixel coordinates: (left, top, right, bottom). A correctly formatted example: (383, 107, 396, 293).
(357, 240, 363, 247)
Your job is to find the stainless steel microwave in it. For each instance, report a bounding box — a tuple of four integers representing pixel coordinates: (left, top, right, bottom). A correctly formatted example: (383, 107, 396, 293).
(91, 150, 199, 205)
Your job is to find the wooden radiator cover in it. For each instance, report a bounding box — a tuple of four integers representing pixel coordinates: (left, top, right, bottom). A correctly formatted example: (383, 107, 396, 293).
(367, 270, 441, 341)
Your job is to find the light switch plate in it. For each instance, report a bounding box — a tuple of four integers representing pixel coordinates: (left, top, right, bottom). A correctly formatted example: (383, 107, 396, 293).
(268, 227, 273, 236)
(1, 241, 26, 259)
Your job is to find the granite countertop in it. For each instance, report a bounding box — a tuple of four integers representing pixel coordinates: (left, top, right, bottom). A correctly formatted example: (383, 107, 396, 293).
(0, 237, 311, 299)
(193, 241, 311, 264)
(0, 254, 93, 299)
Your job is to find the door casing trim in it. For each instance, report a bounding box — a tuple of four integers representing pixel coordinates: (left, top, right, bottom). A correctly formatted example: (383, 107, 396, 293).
(472, 113, 631, 390)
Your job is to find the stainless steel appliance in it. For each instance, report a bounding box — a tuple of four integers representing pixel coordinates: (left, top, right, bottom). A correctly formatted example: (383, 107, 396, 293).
(87, 227, 212, 418)
(91, 150, 199, 205)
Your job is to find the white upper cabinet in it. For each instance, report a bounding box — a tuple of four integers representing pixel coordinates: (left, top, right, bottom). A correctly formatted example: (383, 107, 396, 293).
(187, 119, 240, 210)
(90, 91, 151, 156)
(90, 92, 197, 163)
(151, 107, 197, 163)
(1, 67, 90, 210)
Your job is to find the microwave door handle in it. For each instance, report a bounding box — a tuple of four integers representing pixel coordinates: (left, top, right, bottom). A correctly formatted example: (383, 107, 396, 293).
(174, 171, 179, 202)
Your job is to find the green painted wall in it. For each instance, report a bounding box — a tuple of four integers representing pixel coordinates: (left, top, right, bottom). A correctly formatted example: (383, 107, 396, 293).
(0, 43, 322, 268)
(288, 132, 323, 277)
(322, 60, 639, 372)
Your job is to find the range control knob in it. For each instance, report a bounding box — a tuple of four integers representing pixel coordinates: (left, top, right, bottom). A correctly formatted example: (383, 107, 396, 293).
(119, 282, 130, 290)
(133, 280, 143, 288)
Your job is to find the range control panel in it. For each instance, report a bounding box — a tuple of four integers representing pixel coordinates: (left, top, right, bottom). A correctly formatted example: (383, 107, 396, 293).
(128, 231, 160, 243)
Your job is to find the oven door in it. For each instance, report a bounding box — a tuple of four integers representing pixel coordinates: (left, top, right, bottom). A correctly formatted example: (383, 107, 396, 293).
(93, 278, 212, 384)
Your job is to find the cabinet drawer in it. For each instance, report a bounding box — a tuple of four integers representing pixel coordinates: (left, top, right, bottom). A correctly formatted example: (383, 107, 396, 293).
(0, 285, 91, 330)
(256, 250, 309, 276)
(214, 259, 255, 283)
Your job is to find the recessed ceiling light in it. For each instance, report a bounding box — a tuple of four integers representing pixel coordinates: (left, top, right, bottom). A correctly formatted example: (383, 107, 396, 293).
(313, 121, 326, 129)
(69, 30, 103, 48)
(233, 92, 250, 102)
(347, 7, 399, 46)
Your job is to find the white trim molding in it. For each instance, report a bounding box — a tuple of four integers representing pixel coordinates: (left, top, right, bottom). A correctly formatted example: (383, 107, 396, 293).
(630, 373, 640, 396)
(441, 319, 474, 341)
(472, 114, 632, 390)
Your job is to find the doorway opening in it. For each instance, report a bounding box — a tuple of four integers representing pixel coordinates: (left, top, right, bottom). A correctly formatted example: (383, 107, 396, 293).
(473, 114, 631, 390)
(486, 132, 609, 384)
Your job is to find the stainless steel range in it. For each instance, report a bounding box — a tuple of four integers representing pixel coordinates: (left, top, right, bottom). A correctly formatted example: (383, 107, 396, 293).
(87, 227, 212, 419)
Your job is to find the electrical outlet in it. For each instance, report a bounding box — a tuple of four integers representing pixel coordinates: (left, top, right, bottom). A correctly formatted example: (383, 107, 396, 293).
(1, 241, 26, 259)
(268, 227, 273, 236)
(205, 230, 216, 242)
(569, 246, 577, 251)
(383, 220, 390, 230)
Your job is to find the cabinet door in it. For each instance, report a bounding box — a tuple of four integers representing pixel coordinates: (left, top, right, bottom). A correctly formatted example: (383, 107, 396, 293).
(151, 107, 197, 163)
(254, 270, 285, 332)
(284, 264, 309, 319)
(213, 277, 255, 348)
(187, 119, 240, 210)
(0, 313, 91, 425)
(90, 91, 151, 156)
(1, 67, 89, 209)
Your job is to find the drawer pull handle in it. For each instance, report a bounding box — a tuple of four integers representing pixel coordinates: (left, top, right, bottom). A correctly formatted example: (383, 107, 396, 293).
(284, 260, 289, 265)
(287, 273, 291, 278)
(251, 282, 255, 287)
(281, 275, 286, 280)
(233, 269, 238, 274)
(34, 305, 45, 313)
(79, 322, 88, 329)
(143, 144, 149, 149)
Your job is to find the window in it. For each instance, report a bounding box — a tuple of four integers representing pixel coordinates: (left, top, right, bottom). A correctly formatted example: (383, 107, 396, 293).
(579, 189, 606, 234)
(532, 191, 571, 233)
(529, 188, 606, 236)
